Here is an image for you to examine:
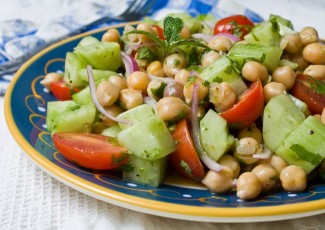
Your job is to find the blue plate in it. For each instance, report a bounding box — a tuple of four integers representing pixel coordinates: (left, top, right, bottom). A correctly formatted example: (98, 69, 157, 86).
(4, 23, 325, 222)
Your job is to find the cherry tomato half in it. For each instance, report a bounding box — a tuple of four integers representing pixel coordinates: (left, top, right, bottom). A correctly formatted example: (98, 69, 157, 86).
(50, 80, 72, 101)
(214, 14, 254, 39)
(152, 25, 165, 40)
(290, 74, 325, 114)
(220, 80, 264, 129)
(52, 132, 128, 170)
(170, 119, 205, 181)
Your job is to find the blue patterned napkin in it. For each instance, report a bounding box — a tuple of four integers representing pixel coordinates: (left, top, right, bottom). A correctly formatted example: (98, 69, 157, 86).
(0, 0, 263, 95)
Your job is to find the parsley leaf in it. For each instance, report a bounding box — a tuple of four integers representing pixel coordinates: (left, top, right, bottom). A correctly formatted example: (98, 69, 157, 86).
(163, 16, 184, 44)
(309, 77, 325, 96)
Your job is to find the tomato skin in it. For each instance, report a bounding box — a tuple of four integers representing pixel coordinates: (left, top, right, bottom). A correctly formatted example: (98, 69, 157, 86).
(290, 74, 325, 114)
(50, 80, 72, 101)
(220, 80, 264, 129)
(170, 119, 205, 181)
(152, 25, 165, 40)
(213, 15, 254, 39)
(52, 132, 128, 170)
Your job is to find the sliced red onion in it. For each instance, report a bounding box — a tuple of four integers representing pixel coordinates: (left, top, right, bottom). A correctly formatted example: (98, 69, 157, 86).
(121, 51, 139, 77)
(144, 96, 158, 113)
(231, 178, 238, 188)
(147, 73, 176, 84)
(86, 65, 132, 125)
(124, 42, 157, 54)
(210, 33, 241, 43)
(253, 146, 272, 159)
(190, 84, 224, 172)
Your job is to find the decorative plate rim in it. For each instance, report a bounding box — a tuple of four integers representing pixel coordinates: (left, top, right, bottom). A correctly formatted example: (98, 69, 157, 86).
(4, 22, 325, 223)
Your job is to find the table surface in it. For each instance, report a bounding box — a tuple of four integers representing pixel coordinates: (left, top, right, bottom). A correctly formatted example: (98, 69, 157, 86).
(1, 0, 325, 229)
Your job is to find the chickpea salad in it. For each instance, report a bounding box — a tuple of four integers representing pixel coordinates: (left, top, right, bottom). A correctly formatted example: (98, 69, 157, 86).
(42, 13, 325, 200)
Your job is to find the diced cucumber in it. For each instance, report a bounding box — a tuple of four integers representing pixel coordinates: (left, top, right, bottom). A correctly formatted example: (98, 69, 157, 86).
(72, 86, 92, 104)
(263, 94, 305, 151)
(116, 104, 156, 129)
(63, 52, 87, 88)
(117, 114, 176, 160)
(101, 124, 121, 138)
(123, 154, 167, 187)
(244, 21, 281, 46)
(228, 43, 283, 72)
(269, 14, 294, 30)
(74, 41, 122, 71)
(77, 36, 99, 47)
(275, 116, 325, 174)
(288, 94, 310, 117)
(279, 59, 298, 70)
(200, 109, 235, 161)
(52, 103, 96, 133)
(199, 56, 247, 95)
(46, 100, 77, 131)
(78, 68, 117, 83)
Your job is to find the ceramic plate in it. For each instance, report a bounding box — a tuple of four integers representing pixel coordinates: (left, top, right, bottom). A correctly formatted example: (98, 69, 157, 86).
(4, 23, 325, 223)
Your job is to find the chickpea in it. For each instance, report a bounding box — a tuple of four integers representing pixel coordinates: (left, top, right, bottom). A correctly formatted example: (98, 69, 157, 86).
(303, 65, 325, 80)
(96, 80, 120, 107)
(147, 60, 166, 78)
(180, 26, 191, 39)
(279, 165, 307, 192)
(108, 75, 127, 91)
(146, 80, 165, 100)
(163, 81, 185, 100)
(259, 155, 288, 176)
(242, 61, 269, 82)
(263, 82, 286, 103)
(136, 23, 156, 43)
(234, 137, 259, 165)
(183, 76, 209, 104)
(272, 66, 296, 90)
(174, 69, 190, 85)
(163, 53, 187, 78)
(321, 107, 325, 125)
(218, 155, 240, 178)
(208, 36, 233, 52)
(197, 105, 206, 119)
(237, 122, 263, 143)
(209, 82, 236, 112)
(156, 96, 189, 122)
(281, 34, 302, 54)
(119, 88, 143, 110)
(201, 50, 221, 68)
(299, 27, 319, 46)
(202, 168, 234, 193)
(124, 25, 138, 42)
(302, 42, 325, 64)
(101, 28, 120, 43)
(101, 104, 124, 126)
(40, 72, 63, 91)
(236, 172, 262, 200)
(252, 164, 277, 192)
(127, 71, 150, 94)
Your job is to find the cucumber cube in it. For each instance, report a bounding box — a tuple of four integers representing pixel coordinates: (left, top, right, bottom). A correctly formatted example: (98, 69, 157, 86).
(46, 100, 76, 131)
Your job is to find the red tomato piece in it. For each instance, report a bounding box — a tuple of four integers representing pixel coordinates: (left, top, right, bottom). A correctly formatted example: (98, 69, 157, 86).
(220, 80, 264, 129)
(214, 14, 254, 39)
(52, 132, 128, 170)
(290, 74, 325, 114)
(152, 25, 165, 40)
(170, 119, 205, 181)
(50, 80, 72, 101)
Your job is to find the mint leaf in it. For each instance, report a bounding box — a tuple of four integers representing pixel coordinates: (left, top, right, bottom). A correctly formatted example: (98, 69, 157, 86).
(163, 16, 184, 44)
(136, 47, 156, 62)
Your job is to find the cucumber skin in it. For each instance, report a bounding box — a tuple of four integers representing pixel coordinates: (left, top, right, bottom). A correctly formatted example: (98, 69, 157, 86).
(123, 155, 167, 187)
(52, 103, 96, 134)
(117, 114, 176, 160)
(64, 52, 87, 89)
(263, 94, 305, 152)
(244, 21, 281, 46)
(275, 116, 325, 174)
(46, 100, 76, 131)
(78, 68, 117, 83)
(200, 109, 235, 161)
(200, 56, 247, 95)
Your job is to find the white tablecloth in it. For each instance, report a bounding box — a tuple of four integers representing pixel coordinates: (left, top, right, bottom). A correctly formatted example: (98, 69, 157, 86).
(1, 1, 325, 229)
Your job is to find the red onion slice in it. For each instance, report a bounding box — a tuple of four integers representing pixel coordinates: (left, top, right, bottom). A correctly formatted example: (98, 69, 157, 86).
(211, 33, 240, 43)
(253, 146, 272, 159)
(121, 51, 139, 77)
(190, 84, 224, 172)
(147, 73, 176, 84)
(87, 65, 132, 125)
(191, 33, 213, 42)
(144, 96, 158, 113)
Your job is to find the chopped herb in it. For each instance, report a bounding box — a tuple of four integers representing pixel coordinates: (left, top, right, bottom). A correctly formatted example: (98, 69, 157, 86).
(180, 160, 192, 175)
(290, 144, 323, 165)
(136, 46, 156, 62)
(150, 82, 167, 98)
(163, 16, 183, 44)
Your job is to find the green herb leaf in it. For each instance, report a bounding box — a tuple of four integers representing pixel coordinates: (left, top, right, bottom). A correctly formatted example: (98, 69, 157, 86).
(150, 82, 167, 98)
(308, 77, 325, 96)
(168, 39, 209, 53)
(136, 47, 156, 62)
(163, 16, 184, 44)
(289, 144, 323, 165)
(126, 29, 166, 50)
